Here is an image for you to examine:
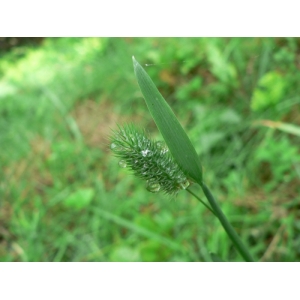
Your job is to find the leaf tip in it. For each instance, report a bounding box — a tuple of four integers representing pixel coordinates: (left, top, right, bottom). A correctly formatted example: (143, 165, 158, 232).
(132, 55, 136, 63)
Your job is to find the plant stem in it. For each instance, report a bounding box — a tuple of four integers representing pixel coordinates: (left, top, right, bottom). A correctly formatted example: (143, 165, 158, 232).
(200, 182, 255, 262)
(186, 188, 216, 217)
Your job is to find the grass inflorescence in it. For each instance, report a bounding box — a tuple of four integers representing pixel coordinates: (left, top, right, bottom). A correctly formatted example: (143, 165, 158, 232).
(110, 124, 190, 194)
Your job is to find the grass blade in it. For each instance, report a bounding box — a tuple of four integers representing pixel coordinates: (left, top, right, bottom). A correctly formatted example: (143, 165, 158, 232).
(255, 120, 300, 137)
(132, 56, 202, 183)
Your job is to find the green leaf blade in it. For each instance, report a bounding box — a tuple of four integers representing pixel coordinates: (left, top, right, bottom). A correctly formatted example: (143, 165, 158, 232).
(132, 56, 202, 183)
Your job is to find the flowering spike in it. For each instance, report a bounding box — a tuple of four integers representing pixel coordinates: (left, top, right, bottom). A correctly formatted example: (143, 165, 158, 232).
(110, 124, 191, 195)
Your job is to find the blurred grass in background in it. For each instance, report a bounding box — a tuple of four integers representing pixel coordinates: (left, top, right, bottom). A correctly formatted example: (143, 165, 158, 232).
(0, 37, 299, 261)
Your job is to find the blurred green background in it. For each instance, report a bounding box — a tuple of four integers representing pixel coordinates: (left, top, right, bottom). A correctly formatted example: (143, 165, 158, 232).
(0, 37, 299, 262)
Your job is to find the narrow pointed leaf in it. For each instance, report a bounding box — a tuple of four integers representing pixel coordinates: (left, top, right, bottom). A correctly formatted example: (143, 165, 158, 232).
(255, 120, 300, 137)
(132, 56, 202, 183)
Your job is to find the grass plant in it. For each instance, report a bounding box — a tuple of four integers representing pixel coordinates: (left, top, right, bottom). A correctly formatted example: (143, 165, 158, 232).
(111, 57, 255, 261)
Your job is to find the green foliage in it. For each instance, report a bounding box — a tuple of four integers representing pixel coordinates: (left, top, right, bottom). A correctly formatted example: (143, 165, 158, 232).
(1, 37, 299, 262)
(206, 43, 237, 85)
(176, 76, 203, 103)
(64, 188, 95, 210)
(251, 72, 287, 111)
(252, 135, 300, 192)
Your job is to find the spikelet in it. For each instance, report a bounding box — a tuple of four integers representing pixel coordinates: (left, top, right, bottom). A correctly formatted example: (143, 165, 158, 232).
(110, 124, 190, 194)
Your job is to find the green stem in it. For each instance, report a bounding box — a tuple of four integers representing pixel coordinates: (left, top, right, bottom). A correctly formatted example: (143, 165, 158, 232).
(186, 188, 217, 217)
(200, 182, 255, 262)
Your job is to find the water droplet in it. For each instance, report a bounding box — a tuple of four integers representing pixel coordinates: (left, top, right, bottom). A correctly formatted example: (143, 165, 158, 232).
(118, 160, 127, 168)
(141, 149, 152, 157)
(156, 141, 165, 148)
(180, 180, 190, 189)
(156, 141, 168, 154)
(176, 176, 184, 183)
(111, 143, 124, 151)
(110, 143, 117, 150)
(146, 181, 161, 193)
